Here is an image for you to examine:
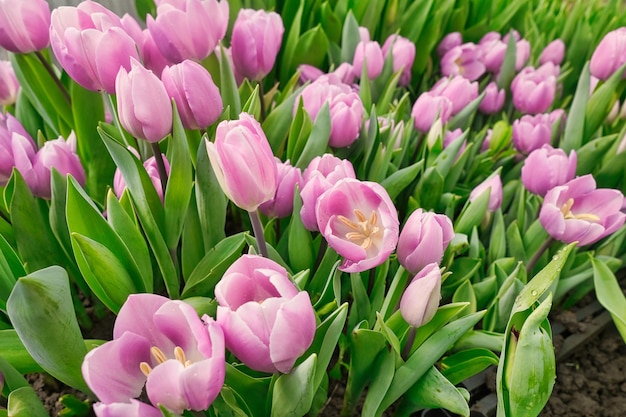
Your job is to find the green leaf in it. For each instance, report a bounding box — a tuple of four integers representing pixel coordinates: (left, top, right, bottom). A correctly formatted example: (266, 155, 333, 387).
(561, 62, 590, 152)
(263, 86, 302, 155)
(219, 45, 242, 116)
(6, 266, 90, 393)
(224, 364, 272, 417)
(288, 190, 315, 272)
(279, 1, 304, 86)
(361, 347, 395, 417)
(7, 386, 49, 417)
(290, 25, 330, 74)
(454, 186, 491, 235)
(0, 329, 41, 374)
(584, 62, 626, 140)
(441, 348, 499, 385)
(380, 160, 422, 201)
(295, 103, 330, 169)
(271, 354, 317, 417)
(340, 10, 361, 63)
(195, 139, 227, 250)
(0, 234, 25, 310)
(591, 256, 626, 342)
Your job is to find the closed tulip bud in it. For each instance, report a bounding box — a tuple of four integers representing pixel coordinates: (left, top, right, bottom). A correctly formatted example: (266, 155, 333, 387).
(50, 1, 140, 93)
(511, 63, 558, 114)
(411, 92, 453, 133)
(162, 60, 223, 130)
(147, 0, 229, 63)
(400, 263, 442, 327)
(479, 81, 505, 114)
(30, 132, 85, 199)
(478, 33, 507, 73)
(116, 59, 172, 143)
(259, 159, 303, 219)
(114, 148, 170, 202)
(332, 62, 355, 85)
(539, 39, 566, 66)
(382, 34, 415, 86)
(539, 175, 625, 246)
(215, 255, 316, 374)
(298, 64, 325, 83)
(521, 146, 577, 197)
(397, 209, 454, 275)
(316, 178, 399, 272)
(358, 26, 371, 43)
(441, 43, 486, 81)
(231, 9, 284, 81)
(352, 40, 384, 80)
(0, 61, 19, 106)
(590, 27, 626, 80)
(300, 154, 356, 231)
(430, 75, 479, 115)
(512, 113, 553, 154)
(437, 32, 463, 57)
(0, 113, 36, 186)
(0, 0, 50, 53)
(469, 172, 502, 212)
(206, 113, 277, 212)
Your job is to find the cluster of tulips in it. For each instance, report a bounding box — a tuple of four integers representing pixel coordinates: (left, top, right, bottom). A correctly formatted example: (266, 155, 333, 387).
(0, 0, 625, 417)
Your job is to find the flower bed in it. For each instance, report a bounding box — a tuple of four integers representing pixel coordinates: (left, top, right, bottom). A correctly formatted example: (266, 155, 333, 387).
(0, 0, 626, 416)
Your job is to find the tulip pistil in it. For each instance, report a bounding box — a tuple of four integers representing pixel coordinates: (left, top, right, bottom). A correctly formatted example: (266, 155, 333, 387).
(338, 209, 380, 249)
(560, 198, 600, 223)
(139, 346, 192, 376)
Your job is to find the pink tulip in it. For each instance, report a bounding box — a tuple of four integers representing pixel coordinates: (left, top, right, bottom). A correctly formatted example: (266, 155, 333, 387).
(539, 39, 566, 66)
(0, 113, 36, 186)
(0, 0, 50, 53)
(215, 255, 316, 374)
(512, 112, 561, 154)
(352, 40, 384, 79)
(539, 175, 625, 246)
(316, 178, 399, 272)
(590, 27, 626, 80)
(259, 159, 303, 218)
(400, 263, 442, 327)
(411, 92, 453, 133)
(298, 64, 325, 83)
(147, 0, 229, 63)
(300, 154, 356, 231)
(397, 209, 454, 276)
(114, 148, 170, 202)
(430, 75, 479, 115)
(479, 81, 505, 114)
(332, 62, 356, 85)
(116, 59, 172, 143)
(382, 34, 416, 86)
(206, 113, 277, 212)
(93, 399, 161, 417)
(521, 145, 577, 197)
(0, 61, 18, 106)
(469, 172, 502, 212)
(437, 32, 463, 57)
(441, 43, 486, 81)
(82, 294, 225, 414)
(231, 9, 284, 81)
(511, 63, 558, 114)
(50, 1, 140, 93)
(162, 60, 223, 130)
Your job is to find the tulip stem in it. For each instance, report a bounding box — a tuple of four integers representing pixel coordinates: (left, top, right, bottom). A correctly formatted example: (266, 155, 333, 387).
(526, 237, 555, 274)
(35, 51, 71, 105)
(249, 209, 269, 258)
(402, 326, 417, 361)
(104, 93, 137, 149)
(258, 81, 266, 122)
(151, 142, 168, 198)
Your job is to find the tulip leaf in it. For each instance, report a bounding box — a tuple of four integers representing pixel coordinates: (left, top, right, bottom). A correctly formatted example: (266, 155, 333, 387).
(288, 190, 315, 272)
(584, 62, 626, 140)
(591, 256, 626, 342)
(6, 266, 90, 393)
(340, 10, 360, 63)
(0, 355, 31, 393)
(361, 347, 395, 417)
(398, 0, 434, 44)
(291, 25, 330, 75)
(0, 234, 24, 310)
(263, 86, 302, 155)
(7, 386, 49, 417)
(218, 45, 241, 116)
(0, 329, 41, 374)
(271, 353, 317, 417)
(406, 302, 470, 352)
(195, 139, 227, 250)
(441, 348, 500, 385)
(454, 187, 490, 235)
(561, 62, 590, 152)
(297, 103, 329, 170)
(224, 364, 272, 417)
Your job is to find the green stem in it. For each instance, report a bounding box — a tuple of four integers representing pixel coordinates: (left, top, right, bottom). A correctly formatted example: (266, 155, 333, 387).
(258, 81, 266, 122)
(401, 326, 417, 361)
(313, 238, 329, 275)
(150, 142, 168, 198)
(526, 236, 555, 274)
(105, 93, 136, 149)
(35, 51, 71, 104)
(249, 209, 269, 258)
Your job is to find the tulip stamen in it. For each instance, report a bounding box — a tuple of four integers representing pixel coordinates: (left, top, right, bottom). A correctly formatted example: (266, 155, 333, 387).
(139, 346, 193, 376)
(560, 198, 601, 223)
(139, 362, 152, 377)
(174, 346, 192, 367)
(338, 209, 381, 250)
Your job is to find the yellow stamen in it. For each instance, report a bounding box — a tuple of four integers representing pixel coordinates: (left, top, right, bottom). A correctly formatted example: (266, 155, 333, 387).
(139, 362, 152, 377)
(174, 346, 192, 367)
(560, 198, 601, 222)
(337, 209, 380, 249)
(150, 346, 167, 364)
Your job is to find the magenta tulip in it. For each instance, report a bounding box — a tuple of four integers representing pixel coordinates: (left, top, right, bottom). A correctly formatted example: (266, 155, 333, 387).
(397, 209, 454, 276)
(231, 9, 284, 81)
(469, 172, 503, 212)
(590, 27, 626, 80)
(206, 113, 277, 212)
(162, 60, 223, 130)
(0, 113, 36, 186)
(50, 1, 139, 93)
(437, 32, 463, 57)
(411, 92, 453, 133)
(400, 263, 442, 327)
(441, 43, 486, 81)
(93, 399, 161, 417)
(215, 255, 316, 374)
(540, 39, 566, 66)
(147, 0, 229, 63)
(259, 159, 303, 219)
(0, 61, 19, 106)
(512, 111, 563, 154)
(539, 175, 626, 246)
(352, 40, 384, 79)
(316, 178, 399, 272)
(382, 34, 415, 86)
(82, 294, 225, 414)
(430, 75, 479, 115)
(0, 0, 50, 53)
(116, 59, 172, 143)
(479, 81, 505, 114)
(521, 145, 577, 197)
(114, 148, 170, 202)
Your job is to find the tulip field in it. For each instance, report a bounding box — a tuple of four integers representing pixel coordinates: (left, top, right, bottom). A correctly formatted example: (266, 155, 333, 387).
(1, 0, 626, 416)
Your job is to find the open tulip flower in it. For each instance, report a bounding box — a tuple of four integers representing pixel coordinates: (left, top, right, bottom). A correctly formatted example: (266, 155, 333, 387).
(539, 175, 626, 246)
(215, 255, 316, 374)
(82, 293, 225, 415)
(316, 178, 399, 272)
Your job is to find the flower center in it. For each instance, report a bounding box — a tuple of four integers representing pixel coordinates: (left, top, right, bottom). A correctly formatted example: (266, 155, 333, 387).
(140, 346, 191, 376)
(559, 198, 600, 222)
(337, 209, 380, 249)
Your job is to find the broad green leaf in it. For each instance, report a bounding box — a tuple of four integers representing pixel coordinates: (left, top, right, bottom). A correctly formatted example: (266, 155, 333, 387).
(340, 10, 360, 63)
(271, 354, 317, 417)
(224, 364, 272, 417)
(440, 348, 499, 385)
(7, 386, 49, 417)
(361, 347, 395, 417)
(0, 329, 41, 374)
(591, 256, 626, 341)
(561, 62, 590, 152)
(195, 139, 227, 250)
(295, 103, 330, 169)
(288, 191, 315, 272)
(219, 45, 241, 116)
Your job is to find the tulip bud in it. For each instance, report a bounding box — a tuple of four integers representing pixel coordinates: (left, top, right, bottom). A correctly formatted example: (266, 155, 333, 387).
(206, 113, 277, 212)
(397, 209, 454, 275)
(430, 75, 479, 115)
(590, 27, 626, 80)
(521, 146, 577, 197)
(162, 60, 223, 130)
(298, 64, 325, 83)
(0, 0, 50, 53)
(469, 172, 502, 212)
(539, 39, 566, 66)
(215, 255, 316, 374)
(147, 0, 229, 63)
(440, 43, 486, 81)
(116, 59, 172, 143)
(231, 9, 284, 81)
(352, 40, 384, 80)
(479, 81, 505, 114)
(0, 113, 37, 186)
(512, 113, 554, 155)
(437, 32, 463, 57)
(539, 175, 625, 246)
(259, 159, 303, 219)
(400, 263, 442, 327)
(511, 63, 558, 114)
(0, 61, 18, 107)
(411, 92, 453, 133)
(382, 34, 416, 87)
(114, 148, 170, 202)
